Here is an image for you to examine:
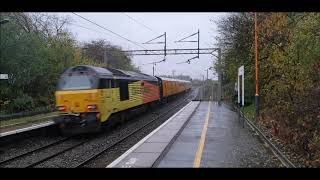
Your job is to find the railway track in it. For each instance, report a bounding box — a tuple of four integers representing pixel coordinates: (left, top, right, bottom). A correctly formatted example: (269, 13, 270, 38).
(0, 135, 94, 168)
(25, 137, 92, 168)
(0, 136, 71, 166)
(235, 106, 296, 168)
(74, 90, 197, 168)
(0, 89, 197, 168)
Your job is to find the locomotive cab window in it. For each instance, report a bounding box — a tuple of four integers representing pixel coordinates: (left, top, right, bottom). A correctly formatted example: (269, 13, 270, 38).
(111, 80, 119, 88)
(57, 75, 98, 90)
(99, 79, 111, 89)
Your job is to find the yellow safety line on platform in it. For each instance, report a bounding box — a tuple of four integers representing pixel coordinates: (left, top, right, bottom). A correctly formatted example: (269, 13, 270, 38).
(193, 101, 211, 168)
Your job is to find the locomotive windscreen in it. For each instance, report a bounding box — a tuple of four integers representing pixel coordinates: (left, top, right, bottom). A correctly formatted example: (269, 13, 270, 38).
(57, 75, 98, 90)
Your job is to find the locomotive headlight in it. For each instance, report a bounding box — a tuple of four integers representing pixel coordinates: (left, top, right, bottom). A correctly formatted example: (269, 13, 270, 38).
(57, 106, 66, 112)
(87, 104, 97, 110)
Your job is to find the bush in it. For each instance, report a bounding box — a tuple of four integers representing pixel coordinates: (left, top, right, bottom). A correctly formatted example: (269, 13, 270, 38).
(8, 94, 35, 113)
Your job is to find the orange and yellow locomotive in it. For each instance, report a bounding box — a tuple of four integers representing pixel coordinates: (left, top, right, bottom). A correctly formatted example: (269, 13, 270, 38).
(54, 65, 191, 134)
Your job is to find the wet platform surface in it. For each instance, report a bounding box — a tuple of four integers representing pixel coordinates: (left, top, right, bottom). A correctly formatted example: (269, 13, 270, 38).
(108, 101, 200, 168)
(108, 101, 280, 168)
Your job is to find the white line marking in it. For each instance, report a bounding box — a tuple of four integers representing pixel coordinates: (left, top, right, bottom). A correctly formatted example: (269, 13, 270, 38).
(0, 121, 55, 137)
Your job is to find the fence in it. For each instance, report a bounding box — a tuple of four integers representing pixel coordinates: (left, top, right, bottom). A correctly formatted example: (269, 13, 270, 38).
(0, 106, 55, 121)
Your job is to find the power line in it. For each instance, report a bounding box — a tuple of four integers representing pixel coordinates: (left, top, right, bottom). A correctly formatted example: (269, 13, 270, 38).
(72, 12, 148, 50)
(69, 23, 108, 35)
(123, 13, 157, 34)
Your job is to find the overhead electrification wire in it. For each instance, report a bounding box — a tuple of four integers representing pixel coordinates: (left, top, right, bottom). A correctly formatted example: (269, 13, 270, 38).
(72, 12, 149, 50)
(69, 23, 107, 35)
(122, 13, 157, 34)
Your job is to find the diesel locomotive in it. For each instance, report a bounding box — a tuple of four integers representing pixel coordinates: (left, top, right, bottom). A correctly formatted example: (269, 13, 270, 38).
(54, 65, 191, 134)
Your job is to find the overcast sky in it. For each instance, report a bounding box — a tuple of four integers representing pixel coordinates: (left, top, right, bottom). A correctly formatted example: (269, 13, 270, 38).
(55, 13, 229, 80)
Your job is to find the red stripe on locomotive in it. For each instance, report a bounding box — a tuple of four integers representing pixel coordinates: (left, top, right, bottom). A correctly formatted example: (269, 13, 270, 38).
(142, 81, 160, 103)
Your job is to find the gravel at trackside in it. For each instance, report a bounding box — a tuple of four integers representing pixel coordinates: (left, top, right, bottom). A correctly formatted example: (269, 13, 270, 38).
(251, 120, 305, 167)
(0, 135, 65, 164)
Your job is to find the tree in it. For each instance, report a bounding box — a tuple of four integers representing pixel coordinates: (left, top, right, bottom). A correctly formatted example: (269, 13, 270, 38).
(81, 39, 140, 72)
(0, 13, 141, 113)
(213, 12, 320, 166)
(214, 13, 255, 104)
(0, 13, 76, 112)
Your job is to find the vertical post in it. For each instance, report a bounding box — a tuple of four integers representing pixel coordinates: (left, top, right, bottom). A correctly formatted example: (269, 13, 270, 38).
(217, 48, 222, 103)
(197, 29, 200, 58)
(152, 64, 155, 76)
(206, 69, 208, 101)
(254, 13, 260, 118)
(211, 80, 213, 101)
(242, 105, 245, 128)
(238, 75, 240, 104)
(206, 69, 208, 81)
(104, 49, 108, 67)
(202, 75, 204, 101)
(242, 72, 245, 128)
(211, 61, 213, 101)
(242, 75, 244, 107)
(164, 32, 167, 58)
(237, 71, 240, 124)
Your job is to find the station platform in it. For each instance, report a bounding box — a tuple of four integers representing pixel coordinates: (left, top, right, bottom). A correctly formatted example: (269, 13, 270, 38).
(108, 100, 276, 168)
(0, 120, 55, 138)
(107, 101, 200, 168)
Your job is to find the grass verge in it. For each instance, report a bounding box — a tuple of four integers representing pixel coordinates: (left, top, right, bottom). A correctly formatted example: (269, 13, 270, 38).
(242, 103, 255, 120)
(0, 112, 58, 129)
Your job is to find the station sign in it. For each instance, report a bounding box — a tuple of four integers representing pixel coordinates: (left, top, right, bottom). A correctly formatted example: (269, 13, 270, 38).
(237, 66, 244, 106)
(0, 74, 8, 80)
(238, 66, 244, 76)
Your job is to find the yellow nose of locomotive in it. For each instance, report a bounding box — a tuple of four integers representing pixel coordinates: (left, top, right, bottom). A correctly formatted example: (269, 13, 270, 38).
(55, 89, 99, 114)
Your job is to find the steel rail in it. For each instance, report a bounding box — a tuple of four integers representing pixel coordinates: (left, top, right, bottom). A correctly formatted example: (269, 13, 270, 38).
(0, 136, 71, 166)
(25, 137, 92, 168)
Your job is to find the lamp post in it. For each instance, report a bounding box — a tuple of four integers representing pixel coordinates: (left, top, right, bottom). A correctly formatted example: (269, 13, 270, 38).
(217, 48, 222, 103)
(204, 69, 209, 101)
(204, 67, 214, 101)
(254, 12, 260, 117)
(205, 67, 214, 101)
(205, 69, 208, 81)
(201, 74, 205, 100)
(152, 63, 155, 76)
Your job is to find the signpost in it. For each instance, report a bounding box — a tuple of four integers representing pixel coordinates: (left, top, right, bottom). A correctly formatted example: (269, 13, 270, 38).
(238, 66, 244, 127)
(238, 66, 244, 106)
(0, 74, 9, 80)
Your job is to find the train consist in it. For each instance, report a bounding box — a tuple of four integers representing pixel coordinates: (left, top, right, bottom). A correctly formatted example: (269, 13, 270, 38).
(54, 65, 192, 134)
